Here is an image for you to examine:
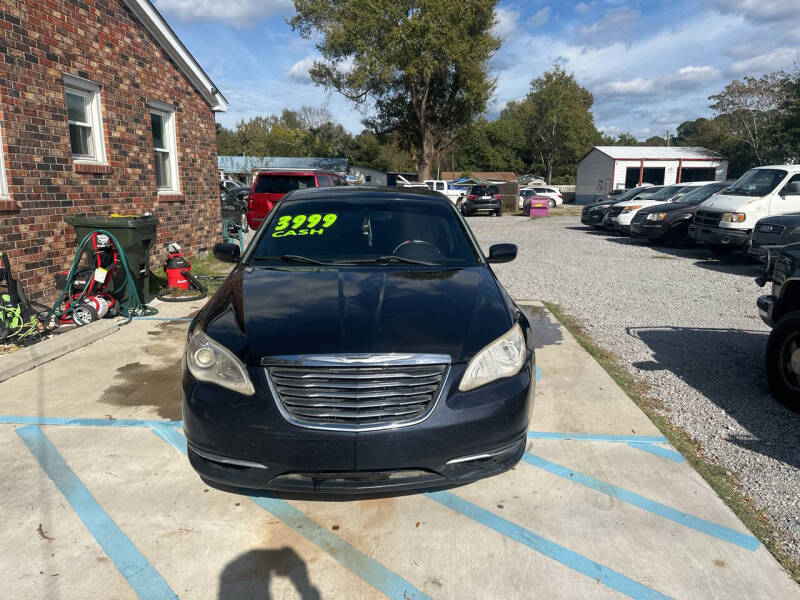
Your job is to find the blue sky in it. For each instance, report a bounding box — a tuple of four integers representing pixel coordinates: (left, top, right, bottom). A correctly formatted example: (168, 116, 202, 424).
(154, 0, 800, 140)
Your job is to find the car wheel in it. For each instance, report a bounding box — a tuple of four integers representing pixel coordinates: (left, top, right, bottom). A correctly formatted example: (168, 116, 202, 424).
(708, 243, 736, 255)
(240, 211, 249, 233)
(548, 198, 556, 208)
(766, 310, 800, 412)
(496, 206, 503, 217)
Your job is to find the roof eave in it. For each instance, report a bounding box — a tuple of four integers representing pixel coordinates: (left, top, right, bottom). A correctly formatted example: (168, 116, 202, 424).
(121, 0, 228, 112)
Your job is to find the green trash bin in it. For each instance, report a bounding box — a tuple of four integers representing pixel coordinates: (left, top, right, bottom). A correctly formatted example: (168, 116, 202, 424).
(65, 214, 159, 303)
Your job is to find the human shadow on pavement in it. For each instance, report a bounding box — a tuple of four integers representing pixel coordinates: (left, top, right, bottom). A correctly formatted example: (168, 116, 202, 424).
(628, 325, 800, 469)
(219, 548, 321, 600)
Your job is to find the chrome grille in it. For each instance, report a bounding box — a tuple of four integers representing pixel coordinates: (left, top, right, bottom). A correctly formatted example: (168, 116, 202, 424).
(751, 224, 785, 246)
(694, 210, 721, 227)
(266, 360, 449, 431)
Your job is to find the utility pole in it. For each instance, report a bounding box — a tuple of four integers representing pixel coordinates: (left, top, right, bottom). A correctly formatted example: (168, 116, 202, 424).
(666, 131, 670, 147)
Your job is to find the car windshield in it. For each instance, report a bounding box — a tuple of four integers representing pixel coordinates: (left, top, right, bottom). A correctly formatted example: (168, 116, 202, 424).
(616, 186, 655, 202)
(726, 169, 787, 196)
(251, 198, 479, 266)
(647, 185, 686, 201)
(674, 182, 728, 205)
(255, 174, 316, 194)
(471, 186, 496, 196)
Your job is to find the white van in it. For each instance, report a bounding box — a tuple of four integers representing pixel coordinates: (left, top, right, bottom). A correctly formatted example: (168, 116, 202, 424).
(689, 166, 800, 254)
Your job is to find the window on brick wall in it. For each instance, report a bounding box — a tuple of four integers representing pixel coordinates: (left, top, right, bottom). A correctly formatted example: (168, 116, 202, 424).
(149, 101, 180, 194)
(63, 74, 106, 164)
(0, 122, 8, 199)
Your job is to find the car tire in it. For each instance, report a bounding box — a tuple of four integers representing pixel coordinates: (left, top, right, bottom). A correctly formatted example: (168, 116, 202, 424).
(708, 243, 736, 255)
(548, 198, 556, 208)
(766, 310, 800, 412)
(495, 206, 503, 217)
(240, 211, 249, 233)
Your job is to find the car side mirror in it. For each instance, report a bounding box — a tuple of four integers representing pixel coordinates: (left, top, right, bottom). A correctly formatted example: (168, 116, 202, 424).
(213, 242, 241, 263)
(487, 243, 517, 263)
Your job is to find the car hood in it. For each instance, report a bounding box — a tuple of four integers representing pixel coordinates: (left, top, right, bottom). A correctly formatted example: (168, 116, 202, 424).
(200, 265, 513, 365)
(697, 193, 762, 212)
(638, 202, 697, 215)
(753, 212, 800, 226)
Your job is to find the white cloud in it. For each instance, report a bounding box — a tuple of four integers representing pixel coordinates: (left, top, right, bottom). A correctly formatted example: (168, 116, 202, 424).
(597, 77, 655, 96)
(577, 7, 641, 49)
(728, 48, 799, 75)
(493, 7, 519, 39)
(528, 7, 551, 28)
(574, 2, 590, 14)
(153, 0, 292, 27)
(708, 0, 800, 23)
(595, 65, 720, 98)
(288, 56, 316, 83)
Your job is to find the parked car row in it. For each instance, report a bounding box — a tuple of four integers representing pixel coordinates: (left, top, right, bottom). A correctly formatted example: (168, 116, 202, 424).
(581, 166, 800, 412)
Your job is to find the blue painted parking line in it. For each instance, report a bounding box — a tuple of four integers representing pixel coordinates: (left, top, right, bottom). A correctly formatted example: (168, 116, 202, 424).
(628, 442, 685, 463)
(427, 491, 672, 600)
(535, 364, 542, 381)
(0, 415, 182, 428)
(152, 428, 431, 600)
(528, 431, 669, 443)
(16, 425, 177, 600)
(522, 452, 760, 550)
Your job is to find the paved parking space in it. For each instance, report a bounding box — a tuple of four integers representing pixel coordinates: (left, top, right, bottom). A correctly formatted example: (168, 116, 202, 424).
(1, 301, 798, 599)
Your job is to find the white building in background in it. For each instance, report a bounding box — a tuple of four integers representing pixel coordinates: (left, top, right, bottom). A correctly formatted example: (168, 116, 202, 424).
(575, 146, 729, 204)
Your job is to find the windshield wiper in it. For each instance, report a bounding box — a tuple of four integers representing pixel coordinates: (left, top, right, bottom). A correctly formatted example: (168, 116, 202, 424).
(252, 254, 339, 265)
(342, 255, 435, 266)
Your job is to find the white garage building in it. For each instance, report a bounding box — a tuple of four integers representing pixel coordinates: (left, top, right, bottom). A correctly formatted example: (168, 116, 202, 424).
(575, 146, 729, 204)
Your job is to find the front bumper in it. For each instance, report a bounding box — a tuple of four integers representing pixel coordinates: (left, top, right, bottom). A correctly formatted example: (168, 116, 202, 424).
(757, 294, 777, 327)
(581, 211, 606, 227)
(182, 358, 534, 494)
(688, 224, 750, 247)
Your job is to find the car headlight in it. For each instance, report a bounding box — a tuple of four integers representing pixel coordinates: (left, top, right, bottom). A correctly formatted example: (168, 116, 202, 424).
(459, 323, 527, 392)
(646, 213, 667, 221)
(621, 205, 642, 213)
(185, 329, 255, 396)
(720, 212, 746, 223)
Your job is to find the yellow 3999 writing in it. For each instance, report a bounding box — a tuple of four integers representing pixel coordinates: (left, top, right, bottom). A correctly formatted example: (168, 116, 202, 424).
(272, 213, 338, 237)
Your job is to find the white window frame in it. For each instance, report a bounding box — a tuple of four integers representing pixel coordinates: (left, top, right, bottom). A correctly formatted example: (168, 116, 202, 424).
(149, 100, 180, 194)
(63, 74, 107, 165)
(0, 122, 8, 200)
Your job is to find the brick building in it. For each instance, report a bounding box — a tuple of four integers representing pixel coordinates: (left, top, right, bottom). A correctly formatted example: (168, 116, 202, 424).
(0, 0, 227, 300)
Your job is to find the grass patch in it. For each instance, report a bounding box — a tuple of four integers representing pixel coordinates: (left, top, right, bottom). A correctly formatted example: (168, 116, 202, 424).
(187, 252, 235, 294)
(543, 300, 800, 583)
(548, 204, 584, 217)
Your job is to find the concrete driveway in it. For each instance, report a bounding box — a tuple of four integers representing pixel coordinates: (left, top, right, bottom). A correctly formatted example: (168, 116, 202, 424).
(1, 299, 797, 599)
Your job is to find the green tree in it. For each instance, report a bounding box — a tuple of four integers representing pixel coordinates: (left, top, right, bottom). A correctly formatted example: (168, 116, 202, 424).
(709, 72, 787, 164)
(523, 65, 598, 183)
(644, 135, 667, 146)
(215, 122, 240, 155)
(290, 0, 500, 179)
(613, 132, 639, 145)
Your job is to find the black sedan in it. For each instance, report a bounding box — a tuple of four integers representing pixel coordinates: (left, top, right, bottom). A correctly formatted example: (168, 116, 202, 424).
(182, 187, 535, 494)
(630, 181, 729, 244)
(749, 212, 800, 265)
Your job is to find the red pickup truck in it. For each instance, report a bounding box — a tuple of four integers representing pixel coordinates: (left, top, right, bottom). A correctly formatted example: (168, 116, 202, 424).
(247, 169, 347, 230)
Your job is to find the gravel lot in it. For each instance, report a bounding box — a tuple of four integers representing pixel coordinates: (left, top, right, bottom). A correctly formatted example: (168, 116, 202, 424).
(468, 213, 800, 564)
